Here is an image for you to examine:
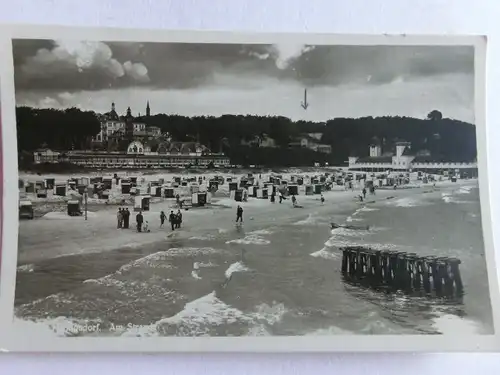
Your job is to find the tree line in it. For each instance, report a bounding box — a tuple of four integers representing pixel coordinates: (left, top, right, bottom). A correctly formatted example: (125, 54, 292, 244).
(16, 106, 477, 167)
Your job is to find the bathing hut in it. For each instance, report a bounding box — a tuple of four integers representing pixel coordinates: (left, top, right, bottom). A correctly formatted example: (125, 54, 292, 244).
(54, 184, 66, 196)
(45, 178, 55, 189)
(248, 186, 257, 197)
(229, 182, 238, 191)
(35, 188, 47, 198)
(230, 189, 244, 202)
(100, 190, 110, 199)
(164, 187, 175, 198)
(154, 186, 162, 197)
(19, 200, 34, 220)
(137, 186, 149, 195)
(239, 178, 249, 188)
(25, 183, 35, 193)
(67, 200, 82, 216)
(256, 188, 269, 199)
(134, 195, 151, 212)
(190, 183, 200, 194)
(305, 185, 314, 195)
(288, 184, 299, 196)
(451, 176, 457, 183)
(192, 192, 208, 207)
(313, 184, 323, 194)
(121, 182, 132, 194)
(209, 180, 219, 191)
(77, 177, 89, 186)
(102, 178, 113, 190)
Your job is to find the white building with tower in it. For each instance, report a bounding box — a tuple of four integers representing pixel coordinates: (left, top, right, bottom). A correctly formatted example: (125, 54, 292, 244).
(348, 139, 478, 176)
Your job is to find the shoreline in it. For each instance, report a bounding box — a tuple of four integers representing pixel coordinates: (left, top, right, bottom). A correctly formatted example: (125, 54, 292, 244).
(17, 179, 476, 265)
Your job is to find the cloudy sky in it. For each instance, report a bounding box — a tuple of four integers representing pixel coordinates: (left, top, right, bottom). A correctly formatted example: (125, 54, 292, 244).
(13, 39, 475, 123)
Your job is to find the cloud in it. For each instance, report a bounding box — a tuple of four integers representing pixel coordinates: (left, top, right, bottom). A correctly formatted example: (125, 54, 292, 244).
(12, 39, 474, 123)
(15, 40, 150, 90)
(123, 61, 150, 83)
(268, 43, 315, 69)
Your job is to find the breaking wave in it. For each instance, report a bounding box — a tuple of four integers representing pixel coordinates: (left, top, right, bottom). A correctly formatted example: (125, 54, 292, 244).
(121, 291, 288, 337)
(293, 214, 318, 226)
(226, 235, 270, 245)
(310, 247, 340, 260)
(17, 264, 35, 273)
(225, 261, 250, 279)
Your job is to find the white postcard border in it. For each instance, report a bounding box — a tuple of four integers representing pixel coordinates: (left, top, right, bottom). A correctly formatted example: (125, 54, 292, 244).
(0, 24, 498, 352)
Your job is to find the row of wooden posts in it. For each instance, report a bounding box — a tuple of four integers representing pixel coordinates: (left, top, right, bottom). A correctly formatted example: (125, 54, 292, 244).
(340, 246, 464, 298)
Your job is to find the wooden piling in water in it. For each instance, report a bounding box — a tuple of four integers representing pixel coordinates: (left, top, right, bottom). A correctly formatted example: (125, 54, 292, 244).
(340, 246, 464, 298)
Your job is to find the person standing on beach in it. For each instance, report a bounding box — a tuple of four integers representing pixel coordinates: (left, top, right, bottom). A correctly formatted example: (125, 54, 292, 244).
(291, 195, 297, 207)
(136, 210, 144, 232)
(117, 208, 123, 229)
(320, 194, 325, 204)
(236, 205, 244, 223)
(362, 187, 367, 199)
(169, 210, 176, 231)
(123, 208, 130, 229)
(160, 211, 166, 228)
(176, 209, 183, 229)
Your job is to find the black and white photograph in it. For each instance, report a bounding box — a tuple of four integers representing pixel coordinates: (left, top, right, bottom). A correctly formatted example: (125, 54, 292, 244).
(0, 27, 498, 350)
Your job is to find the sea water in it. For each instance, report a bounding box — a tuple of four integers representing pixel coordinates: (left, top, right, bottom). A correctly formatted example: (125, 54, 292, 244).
(14, 183, 493, 336)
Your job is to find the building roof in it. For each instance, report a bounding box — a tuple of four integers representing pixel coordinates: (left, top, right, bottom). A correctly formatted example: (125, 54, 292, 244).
(157, 141, 211, 154)
(66, 152, 227, 160)
(356, 156, 393, 163)
(412, 155, 475, 163)
(401, 147, 414, 156)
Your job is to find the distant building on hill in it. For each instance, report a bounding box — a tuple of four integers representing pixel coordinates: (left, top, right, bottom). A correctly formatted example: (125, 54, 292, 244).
(288, 133, 332, 154)
(92, 102, 160, 144)
(240, 134, 276, 148)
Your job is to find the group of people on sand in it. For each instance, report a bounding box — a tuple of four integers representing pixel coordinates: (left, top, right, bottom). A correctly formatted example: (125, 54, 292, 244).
(116, 208, 131, 229)
(117, 207, 184, 233)
(160, 210, 183, 231)
(358, 186, 376, 202)
(117, 208, 151, 233)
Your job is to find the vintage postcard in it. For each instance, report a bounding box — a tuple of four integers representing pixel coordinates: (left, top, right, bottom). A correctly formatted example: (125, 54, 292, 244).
(0, 25, 498, 352)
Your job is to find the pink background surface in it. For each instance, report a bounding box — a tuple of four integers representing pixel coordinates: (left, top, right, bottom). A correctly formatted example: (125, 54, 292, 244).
(1, 0, 500, 372)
